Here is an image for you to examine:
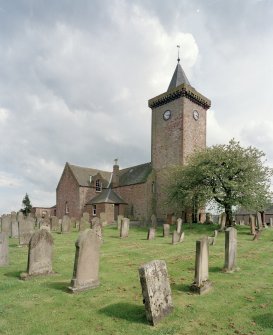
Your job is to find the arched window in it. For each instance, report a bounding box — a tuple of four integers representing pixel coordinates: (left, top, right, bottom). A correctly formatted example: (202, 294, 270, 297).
(95, 179, 102, 192)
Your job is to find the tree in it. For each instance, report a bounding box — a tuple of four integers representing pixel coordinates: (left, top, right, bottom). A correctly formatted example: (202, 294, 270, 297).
(21, 193, 32, 216)
(168, 139, 273, 226)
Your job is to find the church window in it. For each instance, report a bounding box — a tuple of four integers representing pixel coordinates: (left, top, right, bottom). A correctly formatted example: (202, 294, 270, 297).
(93, 205, 97, 216)
(95, 179, 102, 192)
(65, 202, 69, 214)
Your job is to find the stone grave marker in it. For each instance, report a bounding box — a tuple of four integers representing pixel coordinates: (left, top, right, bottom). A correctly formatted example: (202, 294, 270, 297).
(91, 217, 103, 240)
(139, 260, 173, 326)
(172, 231, 180, 244)
(219, 212, 226, 231)
(80, 212, 90, 231)
(223, 227, 238, 272)
(252, 230, 261, 241)
(20, 229, 54, 280)
(151, 214, 157, 228)
(190, 237, 212, 294)
(147, 227, 155, 240)
(68, 228, 102, 292)
(256, 212, 263, 230)
(249, 215, 256, 235)
(51, 216, 59, 231)
(213, 230, 218, 238)
(0, 233, 8, 266)
(205, 213, 213, 224)
(176, 218, 182, 234)
(1, 214, 11, 237)
(163, 224, 170, 237)
(270, 218, 273, 227)
(208, 236, 216, 246)
(11, 211, 19, 238)
(19, 215, 35, 246)
(61, 215, 71, 233)
(117, 215, 124, 230)
(120, 218, 130, 238)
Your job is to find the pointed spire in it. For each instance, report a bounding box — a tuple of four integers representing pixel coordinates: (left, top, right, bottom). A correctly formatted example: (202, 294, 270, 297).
(167, 45, 190, 91)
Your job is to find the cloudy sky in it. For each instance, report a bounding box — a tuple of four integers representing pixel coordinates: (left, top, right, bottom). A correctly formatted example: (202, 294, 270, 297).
(0, 0, 273, 213)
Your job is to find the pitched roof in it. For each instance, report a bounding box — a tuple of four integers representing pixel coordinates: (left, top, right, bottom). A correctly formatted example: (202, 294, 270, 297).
(87, 189, 127, 205)
(167, 62, 190, 91)
(118, 162, 152, 186)
(68, 163, 112, 187)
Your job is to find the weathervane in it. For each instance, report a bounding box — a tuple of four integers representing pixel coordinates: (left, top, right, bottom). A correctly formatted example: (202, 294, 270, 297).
(177, 45, 180, 63)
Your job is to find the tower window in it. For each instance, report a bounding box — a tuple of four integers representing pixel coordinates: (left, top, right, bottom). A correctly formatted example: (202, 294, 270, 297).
(95, 179, 102, 192)
(65, 202, 69, 214)
(93, 205, 97, 216)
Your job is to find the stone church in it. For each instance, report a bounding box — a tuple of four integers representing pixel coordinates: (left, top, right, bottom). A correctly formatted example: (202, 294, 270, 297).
(56, 57, 211, 224)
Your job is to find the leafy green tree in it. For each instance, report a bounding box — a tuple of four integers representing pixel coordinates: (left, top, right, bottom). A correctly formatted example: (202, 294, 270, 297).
(21, 193, 32, 216)
(168, 139, 273, 226)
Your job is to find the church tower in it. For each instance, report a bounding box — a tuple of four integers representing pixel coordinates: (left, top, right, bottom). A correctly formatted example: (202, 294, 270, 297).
(148, 53, 211, 220)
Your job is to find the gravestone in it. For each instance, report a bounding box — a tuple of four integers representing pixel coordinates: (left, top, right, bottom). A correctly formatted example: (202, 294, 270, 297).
(92, 217, 103, 240)
(172, 231, 180, 244)
(51, 216, 59, 231)
(117, 215, 124, 230)
(223, 227, 238, 272)
(120, 218, 130, 238)
(147, 227, 155, 240)
(80, 212, 90, 231)
(253, 230, 261, 241)
(19, 215, 35, 246)
(11, 211, 19, 238)
(68, 229, 102, 292)
(20, 229, 54, 279)
(163, 224, 170, 237)
(151, 214, 157, 228)
(190, 237, 212, 294)
(213, 230, 218, 238)
(219, 212, 226, 231)
(205, 213, 213, 224)
(1, 214, 11, 237)
(176, 218, 182, 234)
(270, 218, 273, 228)
(249, 215, 256, 235)
(139, 260, 173, 326)
(256, 212, 263, 230)
(61, 215, 71, 233)
(40, 225, 51, 232)
(208, 236, 216, 246)
(0, 233, 8, 266)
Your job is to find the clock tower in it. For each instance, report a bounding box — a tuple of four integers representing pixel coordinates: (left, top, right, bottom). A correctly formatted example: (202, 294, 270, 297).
(148, 57, 211, 220)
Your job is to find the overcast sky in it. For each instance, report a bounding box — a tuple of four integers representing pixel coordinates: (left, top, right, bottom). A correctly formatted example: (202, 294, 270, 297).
(0, 0, 273, 213)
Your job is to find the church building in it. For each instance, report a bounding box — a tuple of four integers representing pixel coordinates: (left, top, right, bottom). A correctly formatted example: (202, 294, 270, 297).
(56, 55, 211, 224)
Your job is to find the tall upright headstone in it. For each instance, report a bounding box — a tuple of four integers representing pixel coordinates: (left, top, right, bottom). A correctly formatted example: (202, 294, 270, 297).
(270, 218, 273, 228)
(0, 233, 9, 266)
(190, 237, 212, 294)
(219, 212, 226, 231)
(1, 214, 11, 237)
(117, 215, 124, 230)
(11, 212, 19, 238)
(92, 217, 103, 240)
(19, 215, 35, 246)
(256, 212, 263, 230)
(151, 214, 157, 228)
(120, 218, 130, 238)
(61, 215, 71, 233)
(68, 229, 102, 292)
(147, 227, 155, 240)
(249, 215, 256, 235)
(223, 227, 238, 273)
(20, 229, 54, 279)
(139, 260, 173, 326)
(176, 218, 182, 234)
(50, 216, 59, 231)
(163, 224, 170, 237)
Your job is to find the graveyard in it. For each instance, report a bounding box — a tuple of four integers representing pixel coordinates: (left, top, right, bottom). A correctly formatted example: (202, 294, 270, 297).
(1, 222, 273, 335)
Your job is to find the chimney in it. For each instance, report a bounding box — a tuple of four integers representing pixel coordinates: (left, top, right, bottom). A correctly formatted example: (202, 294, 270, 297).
(112, 158, 119, 188)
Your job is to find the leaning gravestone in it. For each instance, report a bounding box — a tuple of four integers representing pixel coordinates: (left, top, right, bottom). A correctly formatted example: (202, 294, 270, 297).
(163, 224, 170, 237)
(117, 215, 124, 230)
(147, 227, 155, 240)
(61, 215, 71, 233)
(249, 215, 256, 235)
(1, 214, 11, 237)
(151, 214, 157, 228)
(80, 212, 90, 231)
(190, 237, 212, 294)
(139, 260, 173, 326)
(11, 211, 19, 238)
(120, 218, 130, 238)
(51, 216, 59, 231)
(223, 227, 238, 272)
(176, 218, 182, 234)
(19, 215, 35, 246)
(68, 229, 102, 292)
(20, 229, 54, 280)
(0, 233, 9, 266)
(172, 231, 184, 244)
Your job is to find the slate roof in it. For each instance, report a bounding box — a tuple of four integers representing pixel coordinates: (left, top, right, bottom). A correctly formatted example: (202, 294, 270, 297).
(118, 162, 152, 186)
(167, 62, 190, 91)
(87, 189, 127, 205)
(68, 163, 112, 187)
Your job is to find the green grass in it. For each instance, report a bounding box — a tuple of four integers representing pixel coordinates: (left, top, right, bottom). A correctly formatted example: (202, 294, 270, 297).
(1, 224, 273, 335)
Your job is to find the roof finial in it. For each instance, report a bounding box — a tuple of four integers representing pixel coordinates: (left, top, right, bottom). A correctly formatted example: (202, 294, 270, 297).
(177, 45, 180, 63)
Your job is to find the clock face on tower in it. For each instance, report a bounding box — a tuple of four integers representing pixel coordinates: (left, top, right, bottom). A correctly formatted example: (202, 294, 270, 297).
(163, 110, 171, 121)
(193, 110, 199, 120)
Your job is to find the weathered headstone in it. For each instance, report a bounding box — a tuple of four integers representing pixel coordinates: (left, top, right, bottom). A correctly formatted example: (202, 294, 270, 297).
(172, 231, 180, 244)
(190, 237, 212, 294)
(68, 229, 102, 292)
(1, 214, 11, 237)
(208, 236, 216, 246)
(176, 218, 182, 234)
(253, 230, 262, 241)
(19, 215, 35, 246)
(223, 227, 238, 272)
(20, 229, 54, 279)
(61, 215, 71, 233)
(270, 218, 273, 228)
(147, 227, 155, 240)
(163, 224, 170, 237)
(205, 213, 213, 224)
(11, 211, 19, 238)
(91, 217, 103, 240)
(151, 214, 157, 228)
(120, 218, 130, 238)
(219, 212, 226, 231)
(117, 215, 124, 230)
(0, 233, 8, 266)
(91, 217, 100, 228)
(50, 216, 59, 231)
(139, 260, 173, 326)
(256, 212, 263, 230)
(80, 212, 90, 231)
(249, 215, 256, 235)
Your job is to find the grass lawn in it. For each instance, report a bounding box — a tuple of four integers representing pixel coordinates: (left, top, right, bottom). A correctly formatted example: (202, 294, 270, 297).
(1, 223, 273, 335)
